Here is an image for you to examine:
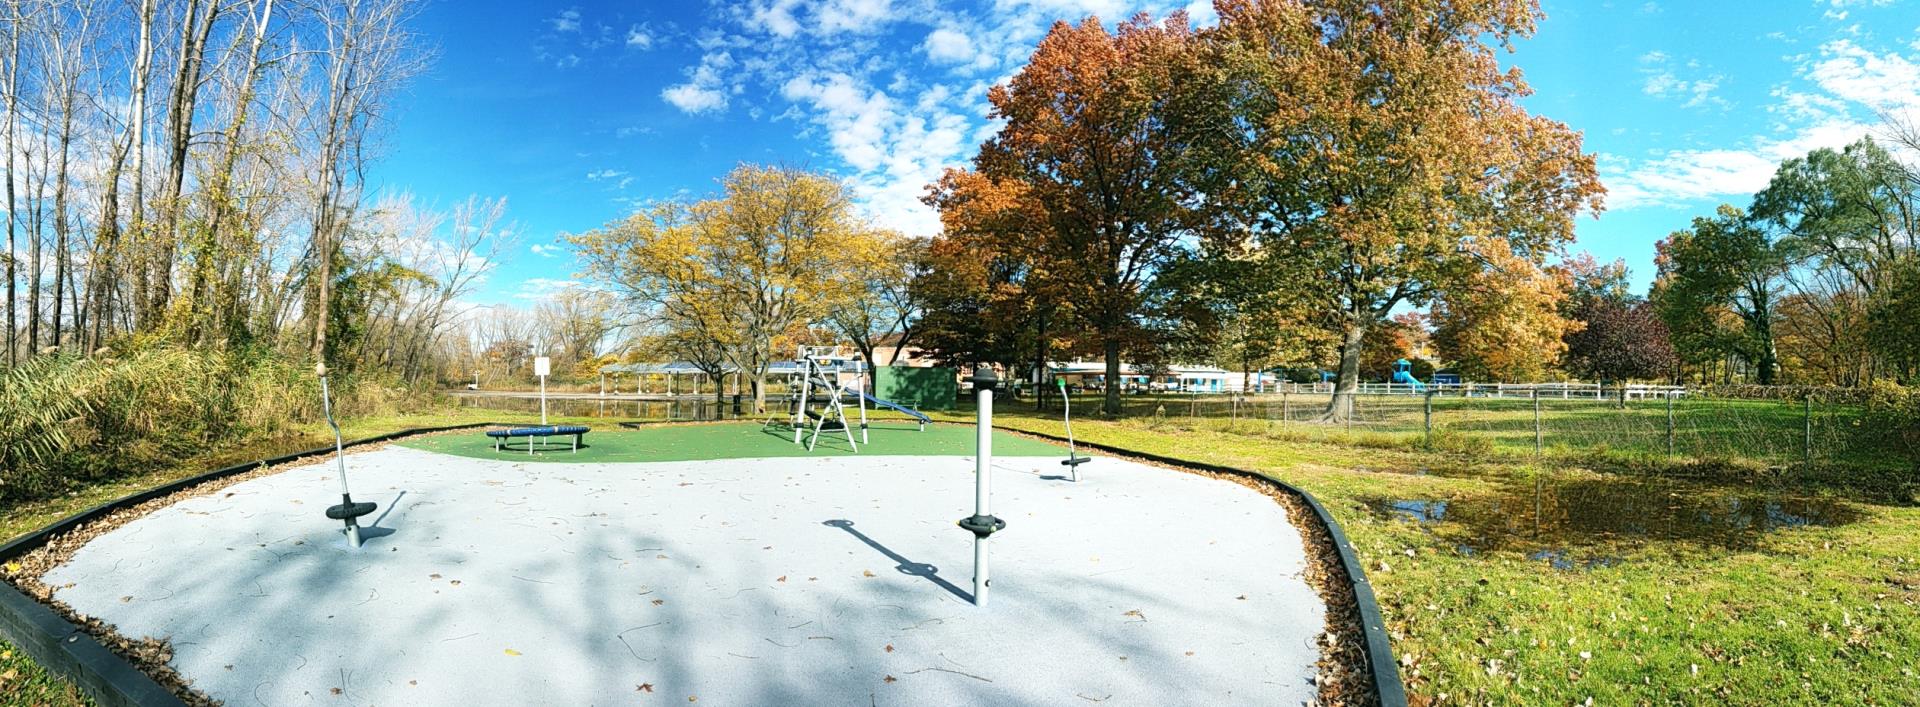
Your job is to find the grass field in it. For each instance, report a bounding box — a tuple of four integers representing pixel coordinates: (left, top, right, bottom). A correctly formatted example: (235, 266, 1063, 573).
(398, 420, 1061, 460)
(5, 401, 1918, 705)
(1039, 391, 1893, 470)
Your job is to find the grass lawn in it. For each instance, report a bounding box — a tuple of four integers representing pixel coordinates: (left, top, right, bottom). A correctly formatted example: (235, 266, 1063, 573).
(6, 401, 1918, 705)
(399, 419, 1062, 460)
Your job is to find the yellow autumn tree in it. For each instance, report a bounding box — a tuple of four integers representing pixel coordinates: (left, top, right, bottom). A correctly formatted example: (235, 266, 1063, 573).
(1431, 241, 1580, 382)
(568, 164, 865, 412)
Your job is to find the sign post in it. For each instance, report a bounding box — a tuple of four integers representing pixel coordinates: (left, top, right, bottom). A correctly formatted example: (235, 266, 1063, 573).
(535, 356, 552, 425)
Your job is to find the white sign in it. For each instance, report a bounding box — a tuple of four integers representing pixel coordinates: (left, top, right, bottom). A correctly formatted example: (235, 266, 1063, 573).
(534, 356, 552, 377)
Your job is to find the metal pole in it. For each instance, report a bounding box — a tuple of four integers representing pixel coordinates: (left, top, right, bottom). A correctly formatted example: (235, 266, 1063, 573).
(318, 365, 372, 549)
(959, 366, 1005, 608)
(1533, 387, 1542, 455)
(1423, 390, 1433, 447)
(540, 374, 548, 425)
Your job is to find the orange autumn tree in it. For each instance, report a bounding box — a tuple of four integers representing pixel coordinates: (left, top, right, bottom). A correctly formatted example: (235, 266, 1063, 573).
(952, 12, 1198, 415)
(1186, 0, 1605, 420)
(918, 169, 1082, 396)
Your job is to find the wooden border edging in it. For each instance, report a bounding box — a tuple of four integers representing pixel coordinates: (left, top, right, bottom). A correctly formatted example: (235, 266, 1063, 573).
(1003, 426, 1409, 707)
(0, 422, 499, 707)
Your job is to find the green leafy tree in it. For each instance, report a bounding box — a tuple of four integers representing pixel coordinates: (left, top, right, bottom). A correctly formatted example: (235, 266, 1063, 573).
(1652, 205, 1787, 384)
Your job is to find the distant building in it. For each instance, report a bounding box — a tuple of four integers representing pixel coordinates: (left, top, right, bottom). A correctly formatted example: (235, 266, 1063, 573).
(868, 334, 939, 368)
(1047, 360, 1262, 393)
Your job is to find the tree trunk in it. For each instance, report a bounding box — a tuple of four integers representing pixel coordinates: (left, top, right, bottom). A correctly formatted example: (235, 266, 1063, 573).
(1320, 321, 1367, 423)
(51, 115, 70, 351)
(2, 3, 18, 366)
(151, 0, 220, 322)
(1102, 337, 1122, 415)
(753, 371, 768, 414)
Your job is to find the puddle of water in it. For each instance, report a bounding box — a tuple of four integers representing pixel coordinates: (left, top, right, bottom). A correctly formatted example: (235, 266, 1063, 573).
(1365, 476, 1862, 555)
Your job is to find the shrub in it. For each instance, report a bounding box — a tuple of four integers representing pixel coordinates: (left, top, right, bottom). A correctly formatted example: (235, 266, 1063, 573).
(0, 346, 427, 505)
(1858, 381, 1920, 460)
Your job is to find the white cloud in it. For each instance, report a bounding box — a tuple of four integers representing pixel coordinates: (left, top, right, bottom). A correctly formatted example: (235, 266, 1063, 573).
(660, 0, 1210, 232)
(626, 24, 654, 49)
(1183, 1, 1219, 26)
(530, 243, 564, 258)
(923, 27, 974, 64)
(1800, 39, 1920, 113)
(550, 8, 581, 33)
(586, 169, 627, 180)
(780, 71, 973, 233)
(1638, 51, 1727, 109)
(1603, 120, 1873, 210)
(514, 278, 581, 301)
(746, 0, 805, 38)
(815, 0, 898, 34)
(662, 52, 736, 114)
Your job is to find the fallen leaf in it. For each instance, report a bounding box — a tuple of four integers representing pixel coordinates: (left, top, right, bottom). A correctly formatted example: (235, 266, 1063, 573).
(777, 576, 787, 583)
(638, 683, 654, 693)
(505, 648, 522, 656)
(652, 599, 665, 606)
(883, 675, 897, 684)
(330, 688, 342, 695)
(884, 644, 894, 653)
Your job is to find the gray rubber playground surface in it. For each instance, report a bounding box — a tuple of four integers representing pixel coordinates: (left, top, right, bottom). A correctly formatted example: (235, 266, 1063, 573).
(41, 444, 1326, 705)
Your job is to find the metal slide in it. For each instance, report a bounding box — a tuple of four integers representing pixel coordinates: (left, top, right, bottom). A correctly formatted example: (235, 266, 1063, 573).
(858, 391, 931, 427)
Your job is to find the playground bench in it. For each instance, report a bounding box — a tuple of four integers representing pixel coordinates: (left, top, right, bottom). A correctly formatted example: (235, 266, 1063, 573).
(486, 425, 591, 454)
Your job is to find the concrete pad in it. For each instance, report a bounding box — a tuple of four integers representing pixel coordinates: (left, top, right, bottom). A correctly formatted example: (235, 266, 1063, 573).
(42, 446, 1325, 705)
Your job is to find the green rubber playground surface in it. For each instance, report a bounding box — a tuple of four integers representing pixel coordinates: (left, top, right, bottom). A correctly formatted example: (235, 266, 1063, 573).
(395, 420, 1069, 462)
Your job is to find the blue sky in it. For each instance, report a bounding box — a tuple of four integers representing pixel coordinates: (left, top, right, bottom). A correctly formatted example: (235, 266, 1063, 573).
(367, 0, 1920, 306)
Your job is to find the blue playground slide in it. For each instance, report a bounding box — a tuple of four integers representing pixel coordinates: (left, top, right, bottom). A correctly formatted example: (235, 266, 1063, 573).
(859, 391, 932, 424)
(1390, 358, 1427, 391)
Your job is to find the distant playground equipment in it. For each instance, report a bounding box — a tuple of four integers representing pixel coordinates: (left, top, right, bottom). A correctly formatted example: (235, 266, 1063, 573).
(1391, 358, 1427, 392)
(1056, 378, 1089, 481)
(488, 355, 592, 454)
(316, 362, 376, 548)
(780, 345, 930, 452)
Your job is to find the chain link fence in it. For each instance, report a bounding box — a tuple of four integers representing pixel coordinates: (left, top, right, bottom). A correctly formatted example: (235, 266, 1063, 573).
(1044, 387, 1883, 470)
